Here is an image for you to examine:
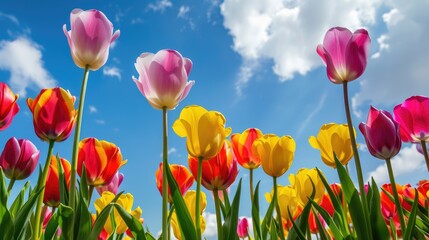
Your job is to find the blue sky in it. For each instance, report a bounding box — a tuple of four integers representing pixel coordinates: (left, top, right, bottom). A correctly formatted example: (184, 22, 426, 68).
(1, 0, 428, 238)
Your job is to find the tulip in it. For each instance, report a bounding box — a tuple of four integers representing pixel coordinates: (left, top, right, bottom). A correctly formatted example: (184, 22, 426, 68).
(237, 218, 249, 239)
(308, 193, 334, 234)
(316, 27, 371, 84)
(359, 106, 402, 160)
(133, 49, 194, 110)
(63, 9, 119, 70)
(393, 96, 429, 143)
(27, 87, 77, 142)
(309, 123, 354, 168)
(0, 82, 19, 131)
(96, 172, 124, 195)
(188, 141, 238, 191)
(170, 190, 206, 240)
(44, 156, 71, 207)
(0, 137, 39, 182)
(289, 168, 325, 205)
(94, 192, 142, 234)
(231, 128, 263, 169)
(252, 134, 295, 178)
(155, 163, 194, 201)
(265, 185, 299, 220)
(380, 184, 404, 236)
(173, 105, 231, 160)
(77, 137, 127, 187)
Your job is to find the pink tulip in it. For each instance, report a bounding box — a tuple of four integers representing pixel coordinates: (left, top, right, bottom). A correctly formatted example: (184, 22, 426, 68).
(359, 106, 402, 160)
(317, 27, 371, 84)
(63, 9, 120, 70)
(0, 137, 40, 180)
(394, 96, 429, 143)
(237, 217, 249, 238)
(0, 82, 19, 131)
(133, 49, 194, 110)
(96, 172, 124, 195)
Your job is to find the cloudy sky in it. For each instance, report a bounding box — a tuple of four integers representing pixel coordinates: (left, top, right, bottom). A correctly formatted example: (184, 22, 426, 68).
(1, 0, 428, 238)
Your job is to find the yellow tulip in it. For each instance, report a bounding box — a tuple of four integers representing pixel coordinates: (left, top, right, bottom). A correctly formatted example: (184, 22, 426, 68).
(252, 134, 296, 177)
(171, 190, 206, 240)
(173, 105, 231, 160)
(309, 123, 355, 168)
(289, 168, 325, 205)
(265, 185, 299, 220)
(94, 192, 142, 234)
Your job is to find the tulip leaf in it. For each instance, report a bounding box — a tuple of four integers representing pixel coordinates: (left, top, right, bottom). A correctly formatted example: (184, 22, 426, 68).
(113, 203, 146, 240)
(222, 188, 231, 213)
(76, 193, 92, 240)
(57, 155, 69, 206)
(261, 191, 275, 239)
(88, 191, 123, 239)
(0, 204, 14, 240)
(222, 179, 242, 240)
(165, 163, 197, 239)
(10, 181, 30, 218)
(13, 187, 43, 239)
(0, 168, 8, 205)
(56, 203, 74, 239)
(270, 217, 278, 240)
(45, 210, 60, 240)
(312, 207, 329, 240)
(309, 198, 345, 240)
(79, 164, 89, 204)
(251, 181, 262, 240)
(403, 191, 419, 240)
(286, 208, 306, 240)
(367, 178, 389, 240)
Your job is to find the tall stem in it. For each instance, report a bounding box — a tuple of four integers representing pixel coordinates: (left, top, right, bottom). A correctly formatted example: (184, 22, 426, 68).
(162, 107, 169, 240)
(420, 140, 429, 171)
(214, 189, 224, 239)
(385, 158, 406, 232)
(195, 156, 203, 240)
(33, 140, 55, 240)
(342, 82, 371, 237)
(249, 168, 254, 202)
(7, 178, 15, 194)
(273, 177, 285, 240)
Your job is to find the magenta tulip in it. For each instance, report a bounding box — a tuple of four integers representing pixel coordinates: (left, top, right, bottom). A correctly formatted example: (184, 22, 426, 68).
(63, 9, 120, 70)
(0, 137, 40, 180)
(237, 217, 249, 238)
(393, 96, 429, 143)
(0, 82, 19, 131)
(132, 49, 194, 110)
(359, 106, 401, 160)
(96, 172, 124, 195)
(317, 27, 371, 84)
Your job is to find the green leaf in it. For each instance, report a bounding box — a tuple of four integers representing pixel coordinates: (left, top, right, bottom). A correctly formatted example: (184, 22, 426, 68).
(270, 217, 278, 240)
(113, 203, 146, 240)
(261, 191, 275, 239)
(0, 169, 14, 240)
(309, 199, 345, 240)
(13, 187, 43, 239)
(88, 192, 123, 239)
(79, 164, 89, 204)
(367, 178, 389, 240)
(45, 210, 59, 240)
(222, 179, 242, 240)
(10, 181, 30, 218)
(146, 232, 156, 240)
(312, 207, 329, 240)
(222, 188, 231, 213)
(165, 162, 197, 240)
(57, 155, 69, 206)
(403, 190, 419, 240)
(286, 207, 306, 240)
(251, 181, 262, 240)
(57, 204, 74, 239)
(76, 193, 92, 240)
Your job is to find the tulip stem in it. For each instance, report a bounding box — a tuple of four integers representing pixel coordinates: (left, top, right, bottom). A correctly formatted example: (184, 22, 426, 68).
(162, 107, 169, 240)
(249, 168, 254, 202)
(213, 189, 224, 239)
(420, 141, 429, 172)
(69, 65, 90, 221)
(273, 177, 285, 240)
(33, 140, 55, 240)
(195, 156, 203, 240)
(7, 178, 15, 194)
(342, 81, 371, 238)
(385, 158, 406, 233)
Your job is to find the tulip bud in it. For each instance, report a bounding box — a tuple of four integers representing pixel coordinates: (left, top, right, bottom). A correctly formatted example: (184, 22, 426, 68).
(0, 137, 39, 180)
(0, 82, 19, 131)
(155, 163, 194, 202)
(96, 172, 124, 195)
(237, 218, 249, 238)
(44, 156, 71, 207)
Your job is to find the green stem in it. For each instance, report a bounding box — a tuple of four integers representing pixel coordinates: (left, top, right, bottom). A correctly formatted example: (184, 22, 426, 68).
(88, 185, 94, 203)
(7, 178, 15, 194)
(69, 65, 90, 208)
(214, 189, 224, 239)
(385, 158, 406, 233)
(162, 107, 169, 240)
(420, 140, 429, 172)
(33, 140, 55, 240)
(342, 81, 371, 238)
(168, 203, 172, 240)
(195, 156, 203, 240)
(273, 177, 285, 240)
(249, 168, 254, 202)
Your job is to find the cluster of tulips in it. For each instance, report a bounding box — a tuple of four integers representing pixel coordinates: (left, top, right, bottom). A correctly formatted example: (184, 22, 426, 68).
(0, 7, 428, 240)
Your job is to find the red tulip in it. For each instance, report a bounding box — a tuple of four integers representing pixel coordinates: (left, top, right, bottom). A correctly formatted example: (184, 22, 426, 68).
(394, 96, 429, 143)
(188, 141, 238, 190)
(0, 82, 19, 131)
(44, 156, 71, 207)
(0, 137, 39, 180)
(27, 87, 77, 142)
(231, 128, 263, 169)
(77, 138, 127, 187)
(155, 163, 194, 202)
(359, 106, 402, 160)
(317, 27, 371, 84)
(308, 193, 334, 233)
(237, 218, 249, 238)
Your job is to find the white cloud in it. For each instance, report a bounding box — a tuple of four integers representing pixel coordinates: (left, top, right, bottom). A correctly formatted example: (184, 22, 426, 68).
(89, 105, 98, 114)
(367, 146, 425, 184)
(148, 0, 173, 12)
(103, 66, 121, 79)
(0, 12, 19, 25)
(159, 147, 178, 157)
(202, 212, 218, 238)
(178, 5, 190, 19)
(95, 119, 105, 125)
(221, 0, 380, 94)
(352, 1, 429, 114)
(0, 37, 56, 96)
